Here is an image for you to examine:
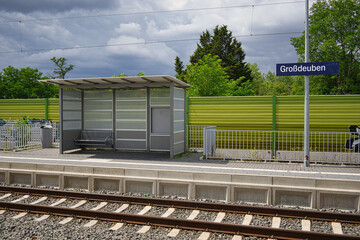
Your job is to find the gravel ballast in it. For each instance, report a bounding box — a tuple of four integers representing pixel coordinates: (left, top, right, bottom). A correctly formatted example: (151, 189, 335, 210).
(1, 184, 360, 239)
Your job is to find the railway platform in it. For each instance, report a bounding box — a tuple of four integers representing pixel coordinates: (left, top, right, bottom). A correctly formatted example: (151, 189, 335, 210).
(0, 148, 359, 211)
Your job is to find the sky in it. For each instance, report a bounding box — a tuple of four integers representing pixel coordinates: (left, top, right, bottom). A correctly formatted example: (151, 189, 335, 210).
(0, 0, 315, 79)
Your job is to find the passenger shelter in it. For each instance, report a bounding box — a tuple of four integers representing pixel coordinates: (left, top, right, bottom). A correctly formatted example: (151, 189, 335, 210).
(41, 76, 190, 158)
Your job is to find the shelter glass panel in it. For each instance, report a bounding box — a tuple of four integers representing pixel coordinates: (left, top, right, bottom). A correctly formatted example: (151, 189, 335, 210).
(174, 110, 184, 121)
(174, 87, 184, 99)
(84, 90, 112, 130)
(116, 89, 146, 100)
(63, 101, 81, 111)
(84, 100, 112, 110)
(84, 120, 112, 130)
(150, 88, 170, 106)
(84, 111, 112, 120)
(173, 88, 185, 153)
(62, 89, 81, 131)
(63, 120, 81, 130)
(174, 99, 184, 110)
(116, 111, 146, 120)
(116, 89, 147, 150)
(85, 90, 112, 99)
(116, 120, 146, 130)
(63, 90, 81, 100)
(116, 100, 146, 110)
(174, 121, 184, 132)
(63, 111, 81, 121)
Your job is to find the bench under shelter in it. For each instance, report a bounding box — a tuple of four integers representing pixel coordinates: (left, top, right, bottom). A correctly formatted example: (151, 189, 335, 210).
(41, 75, 190, 158)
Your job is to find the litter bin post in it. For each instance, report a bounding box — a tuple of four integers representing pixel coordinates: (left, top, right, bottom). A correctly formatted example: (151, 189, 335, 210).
(41, 124, 53, 148)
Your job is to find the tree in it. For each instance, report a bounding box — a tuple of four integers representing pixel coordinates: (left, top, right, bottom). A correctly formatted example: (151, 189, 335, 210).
(0, 66, 58, 99)
(260, 72, 293, 96)
(188, 25, 252, 83)
(50, 57, 74, 79)
(248, 63, 300, 96)
(290, 0, 360, 94)
(174, 56, 185, 81)
(185, 54, 232, 96)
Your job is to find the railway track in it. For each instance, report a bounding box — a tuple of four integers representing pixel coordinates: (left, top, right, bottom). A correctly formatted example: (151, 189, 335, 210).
(0, 185, 360, 240)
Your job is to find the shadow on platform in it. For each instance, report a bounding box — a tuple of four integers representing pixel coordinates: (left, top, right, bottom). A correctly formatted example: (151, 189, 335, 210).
(66, 149, 230, 164)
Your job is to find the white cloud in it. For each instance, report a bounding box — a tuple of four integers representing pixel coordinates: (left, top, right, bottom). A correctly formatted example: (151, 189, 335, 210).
(115, 23, 142, 36)
(107, 33, 177, 67)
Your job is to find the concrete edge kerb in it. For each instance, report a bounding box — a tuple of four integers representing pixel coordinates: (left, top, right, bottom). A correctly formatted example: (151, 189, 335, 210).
(0, 161, 359, 211)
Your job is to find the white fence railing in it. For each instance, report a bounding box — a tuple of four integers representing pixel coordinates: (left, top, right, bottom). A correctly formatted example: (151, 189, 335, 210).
(1, 124, 359, 164)
(0, 124, 59, 151)
(187, 126, 360, 164)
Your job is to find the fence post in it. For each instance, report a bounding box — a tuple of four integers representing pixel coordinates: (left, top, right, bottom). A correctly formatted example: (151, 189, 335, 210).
(45, 98, 49, 120)
(272, 95, 277, 159)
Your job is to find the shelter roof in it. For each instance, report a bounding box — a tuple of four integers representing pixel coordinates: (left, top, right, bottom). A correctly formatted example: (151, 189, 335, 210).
(40, 75, 190, 89)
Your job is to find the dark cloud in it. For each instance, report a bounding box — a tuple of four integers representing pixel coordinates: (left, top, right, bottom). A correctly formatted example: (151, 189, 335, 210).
(0, 0, 119, 13)
(0, 0, 308, 78)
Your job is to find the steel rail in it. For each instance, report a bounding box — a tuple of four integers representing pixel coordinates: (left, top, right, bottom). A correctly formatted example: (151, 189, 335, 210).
(0, 201, 359, 240)
(1, 186, 360, 224)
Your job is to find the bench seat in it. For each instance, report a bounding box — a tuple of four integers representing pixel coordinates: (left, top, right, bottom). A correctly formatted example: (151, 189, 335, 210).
(74, 130, 113, 147)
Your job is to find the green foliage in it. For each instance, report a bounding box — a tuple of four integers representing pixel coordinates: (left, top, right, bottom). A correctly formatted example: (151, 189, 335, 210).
(50, 57, 74, 79)
(189, 25, 252, 83)
(136, 71, 145, 76)
(0, 66, 58, 99)
(17, 116, 32, 125)
(231, 79, 255, 96)
(174, 56, 185, 81)
(185, 54, 232, 96)
(248, 63, 301, 96)
(112, 72, 146, 77)
(113, 73, 128, 77)
(290, 0, 360, 94)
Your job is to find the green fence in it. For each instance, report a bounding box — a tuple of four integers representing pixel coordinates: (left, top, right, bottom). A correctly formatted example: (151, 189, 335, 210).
(0, 98, 59, 122)
(188, 95, 360, 132)
(1, 95, 359, 131)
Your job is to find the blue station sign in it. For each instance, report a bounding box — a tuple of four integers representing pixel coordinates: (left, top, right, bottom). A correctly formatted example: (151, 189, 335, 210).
(276, 61, 339, 76)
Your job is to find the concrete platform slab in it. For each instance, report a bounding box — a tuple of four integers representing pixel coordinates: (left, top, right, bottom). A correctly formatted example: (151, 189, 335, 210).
(0, 148, 360, 210)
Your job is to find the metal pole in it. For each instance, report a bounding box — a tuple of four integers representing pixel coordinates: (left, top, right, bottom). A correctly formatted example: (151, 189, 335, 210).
(304, 0, 310, 167)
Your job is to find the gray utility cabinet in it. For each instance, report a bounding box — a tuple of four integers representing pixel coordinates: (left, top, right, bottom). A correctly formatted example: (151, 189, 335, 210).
(41, 76, 190, 158)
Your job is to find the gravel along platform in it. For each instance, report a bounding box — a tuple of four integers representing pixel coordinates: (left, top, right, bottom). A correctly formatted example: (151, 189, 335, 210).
(311, 220, 333, 233)
(222, 213, 245, 224)
(195, 210, 218, 221)
(251, 215, 272, 227)
(342, 223, 360, 236)
(280, 217, 302, 231)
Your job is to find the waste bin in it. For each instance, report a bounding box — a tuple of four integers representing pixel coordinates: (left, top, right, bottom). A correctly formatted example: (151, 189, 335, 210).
(41, 124, 53, 148)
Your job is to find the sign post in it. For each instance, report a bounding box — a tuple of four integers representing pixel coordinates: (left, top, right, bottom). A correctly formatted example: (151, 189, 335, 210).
(276, 1, 340, 167)
(304, 0, 310, 167)
(276, 61, 339, 167)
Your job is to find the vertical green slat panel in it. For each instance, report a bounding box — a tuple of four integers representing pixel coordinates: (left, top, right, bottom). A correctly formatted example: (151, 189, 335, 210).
(189, 95, 360, 132)
(276, 95, 360, 132)
(47, 98, 60, 122)
(0, 95, 359, 128)
(276, 96, 304, 131)
(0, 99, 46, 121)
(310, 95, 360, 132)
(188, 96, 273, 130)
